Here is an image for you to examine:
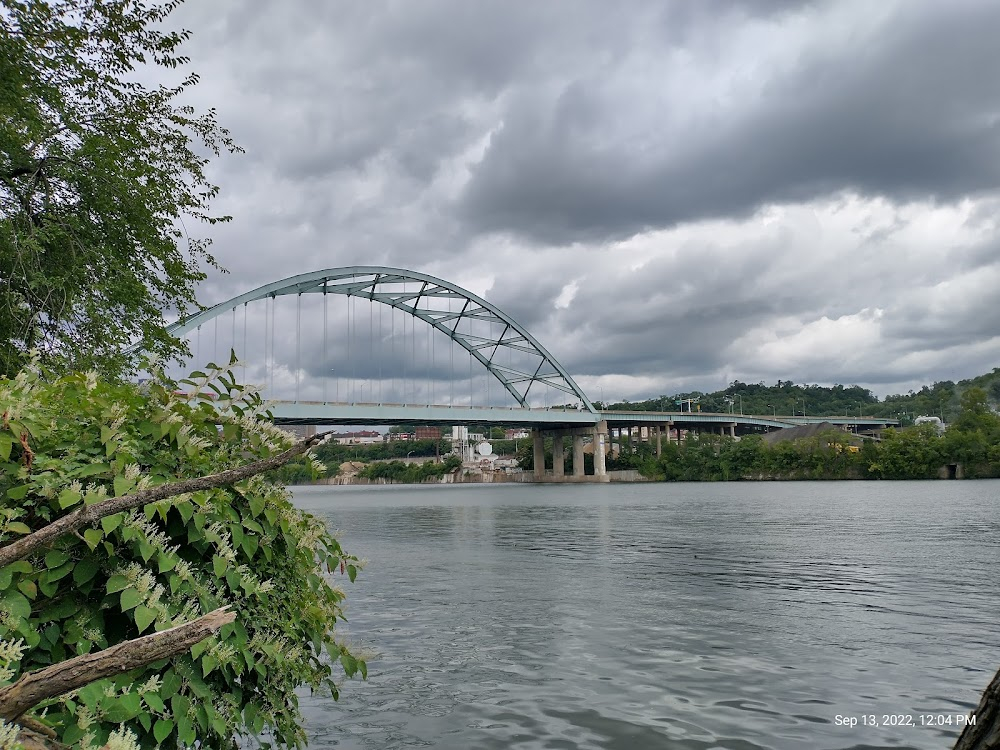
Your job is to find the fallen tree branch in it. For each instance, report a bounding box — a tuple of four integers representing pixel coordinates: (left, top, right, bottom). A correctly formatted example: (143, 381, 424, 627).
(954, 665, 1000, 750)
(12, 726, 62, 750)
(0, 429, 331, 568)
(0, 606, 236, 720)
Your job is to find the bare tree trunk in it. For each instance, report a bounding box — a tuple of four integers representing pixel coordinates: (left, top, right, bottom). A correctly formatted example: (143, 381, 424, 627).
(0, 607, 235, 721)
(954, 666, 1000, 750)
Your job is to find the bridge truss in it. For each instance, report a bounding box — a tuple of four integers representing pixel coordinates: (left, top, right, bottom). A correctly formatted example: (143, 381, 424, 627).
(167, 267, 596, 413)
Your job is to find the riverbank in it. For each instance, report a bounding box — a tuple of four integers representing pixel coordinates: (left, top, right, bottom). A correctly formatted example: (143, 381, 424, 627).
(302, 468, 651, 485)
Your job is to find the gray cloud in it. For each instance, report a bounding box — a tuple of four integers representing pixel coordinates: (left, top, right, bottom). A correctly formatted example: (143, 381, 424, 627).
(459, 1, 1000, 243)
(160, 0, 1000, 403)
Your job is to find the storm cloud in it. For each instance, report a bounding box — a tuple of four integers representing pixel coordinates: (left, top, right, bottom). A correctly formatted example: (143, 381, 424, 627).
(167, 0, 1000, 403)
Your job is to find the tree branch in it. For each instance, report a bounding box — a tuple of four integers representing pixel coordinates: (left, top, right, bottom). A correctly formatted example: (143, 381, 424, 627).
(0, 606, 236, 720)
(0, 430, 331, 568)
(953, 665, 1000, 750)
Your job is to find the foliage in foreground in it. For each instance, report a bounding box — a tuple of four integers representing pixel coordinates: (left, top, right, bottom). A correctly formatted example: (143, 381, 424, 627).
(0, 360, 364, 748)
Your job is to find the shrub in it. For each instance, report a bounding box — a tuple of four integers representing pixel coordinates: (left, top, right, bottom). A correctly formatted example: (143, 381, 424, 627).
(0, 359, 364, 748)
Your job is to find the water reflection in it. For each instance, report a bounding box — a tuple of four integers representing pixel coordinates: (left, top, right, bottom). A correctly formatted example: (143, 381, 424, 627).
(290, 481, 1000, 750)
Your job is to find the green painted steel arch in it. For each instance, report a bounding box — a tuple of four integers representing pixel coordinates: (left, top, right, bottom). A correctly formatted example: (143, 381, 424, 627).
(167, 266, 597, 413)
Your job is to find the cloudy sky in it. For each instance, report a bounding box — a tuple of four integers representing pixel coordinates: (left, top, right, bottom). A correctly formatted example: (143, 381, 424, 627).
(167, 0, 1000, 404)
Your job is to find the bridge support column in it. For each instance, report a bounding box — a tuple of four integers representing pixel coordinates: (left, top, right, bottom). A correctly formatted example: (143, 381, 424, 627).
(655, 425, 662, 457)
(552, 434, 565, 479)
(573, 434, 585, 477)
(533, 430, 545, 480)
(594, 420, 609, 481)
(728, 423, 736, 438)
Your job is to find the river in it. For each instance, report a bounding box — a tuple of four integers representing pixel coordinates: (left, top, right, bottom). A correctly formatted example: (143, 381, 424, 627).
(290, 481, 1000, 750)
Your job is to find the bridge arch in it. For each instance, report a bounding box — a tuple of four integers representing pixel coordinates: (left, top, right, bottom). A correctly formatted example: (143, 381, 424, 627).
(168, 266, 597, 413)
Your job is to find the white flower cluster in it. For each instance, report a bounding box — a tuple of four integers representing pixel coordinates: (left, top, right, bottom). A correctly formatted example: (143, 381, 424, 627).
(0, 638, 25, 682)
(0, 718, 21, 749)
(103, 726, 140, 750)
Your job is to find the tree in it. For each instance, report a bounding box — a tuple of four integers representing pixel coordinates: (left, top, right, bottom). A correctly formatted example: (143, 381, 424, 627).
(0, 0, 240, 377)
(0, 360, 365, 748)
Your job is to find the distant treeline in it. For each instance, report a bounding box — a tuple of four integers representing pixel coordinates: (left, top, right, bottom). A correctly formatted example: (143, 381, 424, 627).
(597, 367, 1000, 424)
(607, 388, 1000, 481)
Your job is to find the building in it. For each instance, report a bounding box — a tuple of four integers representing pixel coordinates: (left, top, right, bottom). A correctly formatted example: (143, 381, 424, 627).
(505, 428, 529, 440)
(384, 432, 414, 442)
(284, 425, 317, 439)
(332, 430, 382, 445)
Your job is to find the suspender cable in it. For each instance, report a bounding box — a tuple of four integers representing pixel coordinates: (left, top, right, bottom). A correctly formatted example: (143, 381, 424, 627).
(378, 303, 385, 403)
(263, 297, 269, 389)
(449, 296, 454, 405)
(242, 303, 248, 385)
(269, 295, 276, 394)
(213, 315, 218, 365)
(323, 286, 328, 403)
(369, 296, 373, 403)
(295, 293, 301, 402)
(402, 285, 407, 403)
(431, 303, 435, 405)
(390, 301, 395, 402)
(195, 325, 201, 367)
(230, 307, 236, 362)
(346, 293, 352, 401)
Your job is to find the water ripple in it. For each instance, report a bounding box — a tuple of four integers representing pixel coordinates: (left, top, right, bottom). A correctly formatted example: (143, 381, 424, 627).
(290, 480, 1000, 750)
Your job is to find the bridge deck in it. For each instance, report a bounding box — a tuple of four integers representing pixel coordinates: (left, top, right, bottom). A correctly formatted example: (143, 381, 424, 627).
(269, 400, 898, 430)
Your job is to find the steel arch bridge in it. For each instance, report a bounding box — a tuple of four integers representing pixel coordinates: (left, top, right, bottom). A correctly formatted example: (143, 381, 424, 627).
(167, 266, 597, 413)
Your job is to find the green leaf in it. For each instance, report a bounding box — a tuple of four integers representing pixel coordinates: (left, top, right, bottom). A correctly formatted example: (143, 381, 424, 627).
(113, 475, 134, 497)
(157, 552, 177, 573)
(161, 669, 182, 698)
(249, 495, 265, 517)
(44, 550, 70, 569)
(76, 462, 111, 478)
(6, 485, 29, 501)
(101, 691, 142, 722)
(83, 528, 103, 549)
(101, 513, 123, 534)
(240, 534, 259, 558)
(178, 715, 196, 746)
(134, 604, 156, 633)
(0, 433, 12, 461)
(57, 487, 82, 509)
(6, 522, 29, 535)
(17, 579, 36, 599)
(120, 587, 144, 611)
(78, 681, 107, 708)
(144, 691, 166, 713)
(73, 557, 100, 585)
(153, 718, 175, 743)
(201, 654, 218, 677)
(106, 574, 129, 594)
(0, 591, 30, 622)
